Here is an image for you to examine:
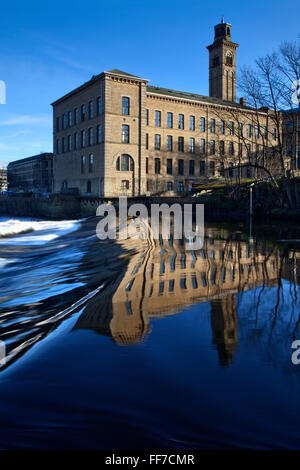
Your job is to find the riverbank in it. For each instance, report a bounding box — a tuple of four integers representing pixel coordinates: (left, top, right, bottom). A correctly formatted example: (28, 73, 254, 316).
(1, 192, 299, 222)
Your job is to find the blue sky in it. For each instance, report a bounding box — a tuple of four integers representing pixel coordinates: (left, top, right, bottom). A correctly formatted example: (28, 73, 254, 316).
(0, 0, 299, 166)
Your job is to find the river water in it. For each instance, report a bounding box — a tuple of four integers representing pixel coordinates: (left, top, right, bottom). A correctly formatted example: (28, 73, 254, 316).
(0, 216, 300, 449)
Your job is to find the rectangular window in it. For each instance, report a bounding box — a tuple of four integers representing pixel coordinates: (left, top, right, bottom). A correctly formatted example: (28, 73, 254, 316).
(146, 109, 149, 126)
(200, 117, 205, 132)
(74, 132, 78, 150)
(56, 117, 60, 132)
(178, 181, 184, 192)
(210, 140, 215, 155)
(97, 97, 102, 115)
(155, 134, 161, 150)
(178, 114, 184, 130)
(74, 108, 78, 125)
(200, 160, 205, 176)
(219, 140, 225, 155)
(146, 157, 149, 174)
(89, 101, 93, 119)
(189, 137, 195, 153)
(255, 125, 259, 138)
(262, 126, 267, 137)
(155, 110, 161, 127)
(200, 138, 205, 155)
(88, 127, 93, 146)
(68, 135, 72, 152)
(246, 144, 251, 155)
(61, 137, 65, 153)
(210, 119, 215, 133)
(166, 135, 173, 152)
(238, 143, 243, 156)
(122, 97, 130, 115)
(81, 104, 86, 121)
(97, 125, 102, 144)
(238, 122, 243, 136)
(229, 121, 234, 135)
(62, 114, 66, 129)
(230, 141, 234, 155)
(81, 130, 86, 147)
(167, 112, 173, 128)
(246, 124, 252, 137)
(81, 155, 86, 174)
(122, 125, 129, 143)
(146, 133, 149, 149)
(89, 154, 94, 173)
(155, 158, 160, 174)
(178, 136, 184, 152)
(189, 160, 195, 175)
(209, 161, 215, 176)
(220, 162, 225, 176)
(167, 158, 172, 175)
(272, 128, 277, 140)
(68, 111, 72, 127)
(220, 120, 225, 134)
(178, 159, 184, 175)
(189, 115, 195, 131)
(56, 139, 59, 154)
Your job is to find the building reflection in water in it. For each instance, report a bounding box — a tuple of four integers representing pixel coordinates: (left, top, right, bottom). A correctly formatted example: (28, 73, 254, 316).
(74, 227, 287, 365)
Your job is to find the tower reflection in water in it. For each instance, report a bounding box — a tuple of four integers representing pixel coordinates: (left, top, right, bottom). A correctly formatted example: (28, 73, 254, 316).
(74, 227, 286, 366)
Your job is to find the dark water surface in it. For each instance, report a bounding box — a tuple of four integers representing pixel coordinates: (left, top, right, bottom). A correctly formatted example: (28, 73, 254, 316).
(0, 216, 300, 449)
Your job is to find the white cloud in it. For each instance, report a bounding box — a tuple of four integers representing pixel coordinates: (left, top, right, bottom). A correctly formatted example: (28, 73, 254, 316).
(0, 130, 32, 139)
(0, 114, 51, 126)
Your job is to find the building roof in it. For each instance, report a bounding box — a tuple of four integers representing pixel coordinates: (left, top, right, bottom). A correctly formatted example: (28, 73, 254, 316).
(146, 84, 251, 109)
(51, 67, 268, 112)
(8, 153, 53, 167)
(51, 69, 146, 106)
(282, 107, 300, 114)
(106, 69, 141, 78)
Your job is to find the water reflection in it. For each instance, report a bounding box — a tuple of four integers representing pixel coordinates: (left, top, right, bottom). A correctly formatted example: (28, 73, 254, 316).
(74, 226, 300, 366)
(1, 219, 300, 372)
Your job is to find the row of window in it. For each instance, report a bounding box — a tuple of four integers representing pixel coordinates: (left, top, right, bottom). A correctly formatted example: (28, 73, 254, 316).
(56, 125, 102, 153)
(146, 111, 277, 139)
(56, 96, 132, 132)
(149, 135, 255, 156)
(56, 97, 102, 131)
(150, 158, 217, 176)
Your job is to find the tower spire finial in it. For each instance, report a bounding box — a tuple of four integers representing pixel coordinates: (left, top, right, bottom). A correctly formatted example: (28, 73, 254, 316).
(221, 16, 224, 24)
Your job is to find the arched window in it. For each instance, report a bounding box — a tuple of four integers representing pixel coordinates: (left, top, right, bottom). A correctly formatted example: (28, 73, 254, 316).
(116, 154, 134, 171)
(87, 180, 91, 193)
(226, 51, 233, 66)
(62, 180, 68, 189)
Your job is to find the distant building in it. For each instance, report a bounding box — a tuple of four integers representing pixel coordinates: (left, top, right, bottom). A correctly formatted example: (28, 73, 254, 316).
(7, 153, 53, 193)
(0, 169, 7, 192)
(52, 20, 283, 198)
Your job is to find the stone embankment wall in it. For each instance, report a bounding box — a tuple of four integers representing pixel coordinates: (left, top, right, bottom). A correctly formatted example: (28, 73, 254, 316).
(0, 195, 80, 219)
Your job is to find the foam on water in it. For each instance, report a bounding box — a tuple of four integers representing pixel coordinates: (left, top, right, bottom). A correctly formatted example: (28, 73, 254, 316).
(0, 217, 81, 246)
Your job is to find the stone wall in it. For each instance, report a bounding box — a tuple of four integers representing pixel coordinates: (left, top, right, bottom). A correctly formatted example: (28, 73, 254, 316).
(0, 194, 80, 219)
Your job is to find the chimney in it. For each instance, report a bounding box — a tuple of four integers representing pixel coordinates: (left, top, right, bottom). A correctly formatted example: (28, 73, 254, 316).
(239, 97, 246, 106)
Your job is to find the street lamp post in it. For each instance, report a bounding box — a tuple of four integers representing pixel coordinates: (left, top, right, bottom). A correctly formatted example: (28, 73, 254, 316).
(249, 183, 255, 218)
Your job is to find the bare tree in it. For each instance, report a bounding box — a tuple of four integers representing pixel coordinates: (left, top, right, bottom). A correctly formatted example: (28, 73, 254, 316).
(238, 38, 300, 208)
